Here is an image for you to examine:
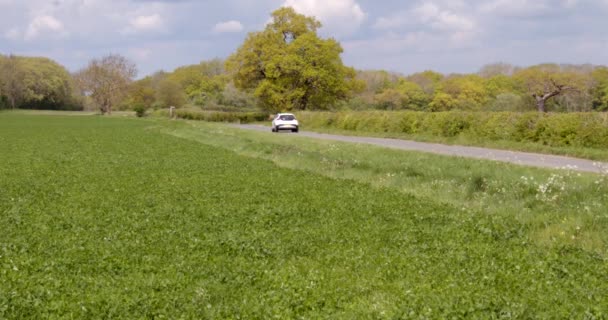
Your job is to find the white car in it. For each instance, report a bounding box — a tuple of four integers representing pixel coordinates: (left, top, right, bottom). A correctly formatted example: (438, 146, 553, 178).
(272, 113, 299, 133)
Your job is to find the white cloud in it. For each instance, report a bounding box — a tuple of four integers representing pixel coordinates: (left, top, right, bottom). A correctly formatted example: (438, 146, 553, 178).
(213, 20, 244, 33)
(128, 14, 165, 33)
(479, 0, 551, 17)
(375, 2, 474, 32)
(25, 15, 66, 40)
(413, 3, 474, 32)
(282, 0, 366, 35)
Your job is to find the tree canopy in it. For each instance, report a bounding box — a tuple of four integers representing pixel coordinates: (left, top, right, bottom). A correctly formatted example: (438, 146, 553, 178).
(75, 54, 137, 115)
(514, 64, 588, 112)
(0, 55, 76, 110)
(226, 7, 360, 112)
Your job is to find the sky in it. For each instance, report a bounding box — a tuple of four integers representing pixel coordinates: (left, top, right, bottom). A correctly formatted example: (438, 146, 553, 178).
(1, 0, 607, 77)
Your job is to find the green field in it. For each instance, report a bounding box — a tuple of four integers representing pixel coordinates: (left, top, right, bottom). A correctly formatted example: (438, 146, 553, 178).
(1, 113, 608, 318)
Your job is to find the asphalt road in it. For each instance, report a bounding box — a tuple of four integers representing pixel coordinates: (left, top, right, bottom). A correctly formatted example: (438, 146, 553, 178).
(235, 124, 608, 174)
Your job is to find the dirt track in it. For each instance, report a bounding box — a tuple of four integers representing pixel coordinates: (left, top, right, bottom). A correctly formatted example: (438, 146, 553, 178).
(235, 124, 608, 174)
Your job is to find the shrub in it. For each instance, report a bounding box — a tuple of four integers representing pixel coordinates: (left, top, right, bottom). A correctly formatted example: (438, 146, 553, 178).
(133, 104, 146, 118)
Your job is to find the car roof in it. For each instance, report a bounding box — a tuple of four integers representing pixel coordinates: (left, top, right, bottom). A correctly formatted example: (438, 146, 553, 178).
(278, 113, 295, 116)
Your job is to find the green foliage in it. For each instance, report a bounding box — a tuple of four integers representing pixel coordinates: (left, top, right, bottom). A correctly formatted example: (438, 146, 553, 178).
(124, 77, 156, 109)
(133, 104, 146, 117)
(361, 64, 605, 112)
(168, 59, 228, 106)
(428, 92, 457, 111)
(485, 74, 521, 97)
(0, 55, 79, 110)
(0, 95, 7, 110)
(514, 64, 589, 112)
(436, 75, 489, 110)
(407, 70, 444, 95)
(296, 111, 608, 149)
(155, 77, 187, 108)
(374, 80, 429, 110)
(490, 93, 528, 111)
(591, 67, 608, 111)
(171, 108, 268, 123)
(2, 113, 608, 318)
(226, 7, 359, 112)
(216, 82, 258, 110)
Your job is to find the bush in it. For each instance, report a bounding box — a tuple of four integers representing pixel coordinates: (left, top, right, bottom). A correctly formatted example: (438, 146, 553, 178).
(133, 104, 146, 118)
(295, 111, 608, 148)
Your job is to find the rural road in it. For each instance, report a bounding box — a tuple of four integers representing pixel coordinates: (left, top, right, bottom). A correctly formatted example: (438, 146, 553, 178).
(235, 124, 608, 174)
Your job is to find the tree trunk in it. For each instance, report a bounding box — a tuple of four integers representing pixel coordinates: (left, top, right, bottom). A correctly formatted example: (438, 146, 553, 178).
(536, 97, 546, 113)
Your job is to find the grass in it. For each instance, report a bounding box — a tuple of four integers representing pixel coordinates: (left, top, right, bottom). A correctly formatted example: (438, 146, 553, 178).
(163, 121, 608, 254)
(1, 113, 608, 318)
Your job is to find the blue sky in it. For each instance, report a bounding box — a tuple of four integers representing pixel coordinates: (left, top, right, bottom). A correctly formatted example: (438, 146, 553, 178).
(1, 0, 607, 77)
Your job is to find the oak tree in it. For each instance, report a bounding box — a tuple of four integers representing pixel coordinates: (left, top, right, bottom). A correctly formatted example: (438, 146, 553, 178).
(226, 7, 359, 112)
(514, 64, 586, 112)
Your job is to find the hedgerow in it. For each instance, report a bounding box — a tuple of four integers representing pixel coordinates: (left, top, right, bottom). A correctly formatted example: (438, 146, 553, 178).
(297, 111, 608, 148)
(155, 108, 268, 123)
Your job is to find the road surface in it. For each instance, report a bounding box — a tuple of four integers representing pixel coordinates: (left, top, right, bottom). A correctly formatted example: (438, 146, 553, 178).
(234, 124, 608, 174)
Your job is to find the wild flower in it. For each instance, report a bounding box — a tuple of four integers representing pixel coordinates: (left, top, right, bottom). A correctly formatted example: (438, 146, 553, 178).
(536, 173, 566, 202)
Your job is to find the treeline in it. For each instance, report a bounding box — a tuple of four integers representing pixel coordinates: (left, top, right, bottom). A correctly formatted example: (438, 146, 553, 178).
(354, 64, 608, 113)
(118, 59, 256, 113)
(2, 8, 608, 113)
(2, 54, 608, 114)
(124, 62, 608, 114)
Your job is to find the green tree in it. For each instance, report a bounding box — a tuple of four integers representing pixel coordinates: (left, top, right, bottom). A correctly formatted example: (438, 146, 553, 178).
(374, 88, 405, 110)
(0, 55, 26, 109)
(514, 64, 587, 112)
(75, 54, 137, 115)
(168, 59, 228, 106)
(19, 57, 75, 110)
(0, 55, 75, 110)
(155, 77, 186, 108)
(435, 75, 488, 110)
(407, 70, 444, 95)
(428, 92, 457, 111)
(123, 77, 156, 110)
(485, 74, 520, 97)
(226, 7, 359, 112)
(374, 80, 428, 110)
(591, 67, 608, 111)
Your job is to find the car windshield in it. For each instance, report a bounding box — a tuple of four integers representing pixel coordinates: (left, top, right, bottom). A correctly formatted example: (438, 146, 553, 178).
(279, 115, 296, 121)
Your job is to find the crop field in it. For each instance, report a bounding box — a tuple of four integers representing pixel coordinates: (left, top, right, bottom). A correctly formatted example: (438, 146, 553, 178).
(1, 113, 608, 318)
